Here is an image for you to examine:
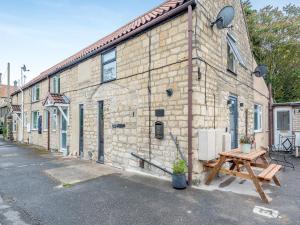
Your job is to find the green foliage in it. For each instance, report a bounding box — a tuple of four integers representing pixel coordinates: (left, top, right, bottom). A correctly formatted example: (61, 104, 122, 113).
(240, 135, 254, 144)
(172, 160, 187, 175)
(2, 126, 7, 138)
(242, 1, 300, 102)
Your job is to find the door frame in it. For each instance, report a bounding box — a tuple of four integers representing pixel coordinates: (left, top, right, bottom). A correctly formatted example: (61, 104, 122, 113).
(79, 104, 84, 157)
(273, 107, 292, 147)
(229, 95, 238, 149)
(97, 101, 104, 164)
(60, 108, 68, 153)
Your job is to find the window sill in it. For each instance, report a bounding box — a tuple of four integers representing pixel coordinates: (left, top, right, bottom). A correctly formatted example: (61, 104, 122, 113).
(31, 100, 40, 103)
(227, 69, 237, 76)
(254, 130, 263, 134)
(101, 78, 116, 84)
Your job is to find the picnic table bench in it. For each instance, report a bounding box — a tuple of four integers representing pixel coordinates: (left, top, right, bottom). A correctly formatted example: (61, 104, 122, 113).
(205, 147, 282, 203)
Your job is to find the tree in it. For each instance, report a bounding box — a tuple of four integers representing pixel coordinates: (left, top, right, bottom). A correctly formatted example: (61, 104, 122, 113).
(242, 1, 300, 102)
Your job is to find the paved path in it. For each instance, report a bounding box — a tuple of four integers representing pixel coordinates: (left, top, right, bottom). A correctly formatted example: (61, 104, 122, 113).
(0, 139, 299, 225)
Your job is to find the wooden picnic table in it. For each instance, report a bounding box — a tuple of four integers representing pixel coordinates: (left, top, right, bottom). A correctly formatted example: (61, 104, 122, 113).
(205, 147, 282, 203)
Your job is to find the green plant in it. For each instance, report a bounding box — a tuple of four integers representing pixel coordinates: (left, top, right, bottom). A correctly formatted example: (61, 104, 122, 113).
(172, 160, 187, 175)
(240, 135, 254, 144)
(2, 126, 7, 138)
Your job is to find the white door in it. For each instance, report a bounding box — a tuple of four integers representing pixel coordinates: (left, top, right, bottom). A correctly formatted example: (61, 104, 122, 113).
(60, 109, 68, 154)
(274, 107, 292, 147)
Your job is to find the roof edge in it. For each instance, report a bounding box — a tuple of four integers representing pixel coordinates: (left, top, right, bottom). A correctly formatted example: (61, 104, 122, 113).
(12, 0, 196, 96)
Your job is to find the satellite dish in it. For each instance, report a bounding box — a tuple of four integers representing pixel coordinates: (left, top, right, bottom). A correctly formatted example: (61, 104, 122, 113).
(253, 65, 268, 77)
(211, 6, 235, 29)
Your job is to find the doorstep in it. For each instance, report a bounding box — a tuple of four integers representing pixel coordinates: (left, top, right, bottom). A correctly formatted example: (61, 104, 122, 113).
(44, 160, 121, 185)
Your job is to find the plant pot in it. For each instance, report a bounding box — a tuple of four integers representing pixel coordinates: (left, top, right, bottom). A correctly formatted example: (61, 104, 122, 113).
(241, 143, 251, 154)
(172, 174, 187, 189)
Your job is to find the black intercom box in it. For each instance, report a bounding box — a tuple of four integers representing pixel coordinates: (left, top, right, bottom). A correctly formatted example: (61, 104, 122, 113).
(155, 121, 164, 139)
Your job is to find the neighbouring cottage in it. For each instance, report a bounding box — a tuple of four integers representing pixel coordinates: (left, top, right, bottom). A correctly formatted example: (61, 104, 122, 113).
(273, 102, 300, 150)
(10, 0, 270, 183)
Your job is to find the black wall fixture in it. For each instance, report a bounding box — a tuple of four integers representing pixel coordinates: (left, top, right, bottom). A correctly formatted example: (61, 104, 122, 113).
(155, 109, 165, 117)
(155, 121, 164, 139)
(166, 88, 173, 97)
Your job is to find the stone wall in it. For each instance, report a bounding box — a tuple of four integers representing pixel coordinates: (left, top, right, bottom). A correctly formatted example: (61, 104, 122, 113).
(10, 0, 270, 181)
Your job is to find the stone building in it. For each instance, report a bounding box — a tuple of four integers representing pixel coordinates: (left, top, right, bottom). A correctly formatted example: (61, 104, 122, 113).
(11, 0, 270, 182)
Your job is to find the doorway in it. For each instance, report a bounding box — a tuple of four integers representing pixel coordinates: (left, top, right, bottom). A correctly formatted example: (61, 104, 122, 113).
(79, 104, 84, 157)
(274, 107, 292, 147)
(60, 109, 68, 153)
(229, 95, 238, 149)
(97, 101, 104, 163)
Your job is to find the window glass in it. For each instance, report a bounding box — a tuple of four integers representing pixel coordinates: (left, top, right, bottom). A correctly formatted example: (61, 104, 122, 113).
(52, 109, 57, 131)
(32, 84, 40, 101)
(44, 110, 49, 130)
(32, 111, 39, 130)
(13, 119, 17, 132)
(102, 49, 116, 82)
(53, 76, 60, 93)
(102, 50, 116, 63)
(227, 43, 235, 72)
(254, 104, 262, 132)
(277, 111, 290, 130)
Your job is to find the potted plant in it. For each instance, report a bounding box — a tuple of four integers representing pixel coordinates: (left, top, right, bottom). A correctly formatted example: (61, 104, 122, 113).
(172, 160, 187, 189)
(240, 135, 253, 154)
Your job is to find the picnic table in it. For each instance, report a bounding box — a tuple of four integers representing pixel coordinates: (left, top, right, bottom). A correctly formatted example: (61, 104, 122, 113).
(205, 147, 282, 203)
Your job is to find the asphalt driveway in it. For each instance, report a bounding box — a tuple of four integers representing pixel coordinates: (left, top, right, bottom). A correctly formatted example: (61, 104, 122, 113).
(0, 139, 299, 225)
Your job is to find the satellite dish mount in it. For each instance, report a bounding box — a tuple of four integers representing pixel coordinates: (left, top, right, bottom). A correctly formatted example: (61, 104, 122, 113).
(211, 6, 235, 29)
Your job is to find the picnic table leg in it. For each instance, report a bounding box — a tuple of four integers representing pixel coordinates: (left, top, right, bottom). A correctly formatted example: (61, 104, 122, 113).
(244, 162, 269, 204)
(206, 156, 226, 185)
(260, 155, 281, 187)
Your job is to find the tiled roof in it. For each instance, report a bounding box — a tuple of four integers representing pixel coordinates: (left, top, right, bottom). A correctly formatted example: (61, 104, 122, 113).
(11, 105, 21, 112)
(43, 93, 70, 106)
(12, 0, 193, 95)
(0, 85, 14, 98)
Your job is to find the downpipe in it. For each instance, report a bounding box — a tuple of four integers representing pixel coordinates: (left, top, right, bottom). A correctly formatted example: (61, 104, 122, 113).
(187, 4, 193, 185)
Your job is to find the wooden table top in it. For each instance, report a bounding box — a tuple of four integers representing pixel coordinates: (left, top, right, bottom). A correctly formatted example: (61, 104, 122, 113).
(219, 148, 266, 161)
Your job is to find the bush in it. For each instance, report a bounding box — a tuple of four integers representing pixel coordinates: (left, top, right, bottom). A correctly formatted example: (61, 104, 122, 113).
(172, 160, 187, 175)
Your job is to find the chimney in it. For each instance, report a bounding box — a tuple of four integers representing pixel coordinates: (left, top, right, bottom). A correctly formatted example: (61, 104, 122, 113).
(14, 80, 18, 90)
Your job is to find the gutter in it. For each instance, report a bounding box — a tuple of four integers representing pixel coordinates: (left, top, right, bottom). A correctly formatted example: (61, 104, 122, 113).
(187, 4, 193, 185)
(11, 0, 196, 96)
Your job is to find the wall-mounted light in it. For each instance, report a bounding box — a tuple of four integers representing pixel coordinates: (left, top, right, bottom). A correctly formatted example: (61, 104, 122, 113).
(166, 88, 173, 97)
(240, 102, 244, 108)
(227, 99, 234, 106)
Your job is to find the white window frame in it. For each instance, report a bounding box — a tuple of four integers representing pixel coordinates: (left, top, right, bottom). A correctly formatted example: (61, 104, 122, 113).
(32, 84, 41, 102)
(101, 49, 117, 83)
(13, 119, 17, 132)
(52, 108, 57, 131)
(53, 75, 60, 94)
(31, 111, 40, 130)
(254, 104, 263, 133)
(44, 110, 49, 131)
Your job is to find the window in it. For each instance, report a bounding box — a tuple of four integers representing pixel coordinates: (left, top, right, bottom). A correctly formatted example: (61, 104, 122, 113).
(53, 76, 60, 93)
(277, 111, 290, 131)
(102, 49, 116, 82)
(226, 34, 246, 73)
(32, 84, 40, 102)
(13, 119, 17, 132)
(32, 111, 40, 130)
(254, 104, 262, 132)
(52, 109, 57, 131)
(227, 42, 236, 73)
(44, 110, 49, 130)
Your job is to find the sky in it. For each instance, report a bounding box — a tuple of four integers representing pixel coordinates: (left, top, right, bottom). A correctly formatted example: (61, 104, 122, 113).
(0, 0, 299, 86)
